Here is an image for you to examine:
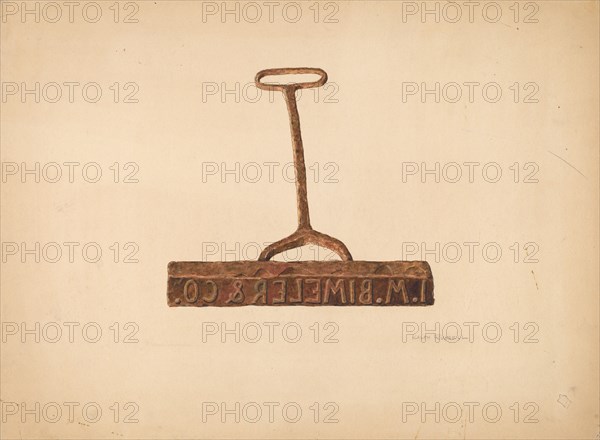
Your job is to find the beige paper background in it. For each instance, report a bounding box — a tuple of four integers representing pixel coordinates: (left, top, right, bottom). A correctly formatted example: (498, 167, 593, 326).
(1, 1, 598, 438)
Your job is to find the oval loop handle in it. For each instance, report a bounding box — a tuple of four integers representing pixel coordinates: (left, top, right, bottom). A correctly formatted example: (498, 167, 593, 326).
(255, 67, 328, 92)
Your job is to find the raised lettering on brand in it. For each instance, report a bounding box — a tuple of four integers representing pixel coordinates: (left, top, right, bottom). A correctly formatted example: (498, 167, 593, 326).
(171, 276, 432, 306)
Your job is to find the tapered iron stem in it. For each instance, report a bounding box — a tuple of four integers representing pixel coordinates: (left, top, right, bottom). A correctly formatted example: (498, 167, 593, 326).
(283, 88, 311, 230)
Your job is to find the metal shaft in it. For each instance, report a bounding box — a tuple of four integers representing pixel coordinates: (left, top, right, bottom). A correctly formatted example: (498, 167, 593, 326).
(283, 87, 311, 230)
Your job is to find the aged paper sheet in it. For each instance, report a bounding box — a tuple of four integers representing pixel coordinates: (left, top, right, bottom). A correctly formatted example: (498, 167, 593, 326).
(1, 1, 598, 439)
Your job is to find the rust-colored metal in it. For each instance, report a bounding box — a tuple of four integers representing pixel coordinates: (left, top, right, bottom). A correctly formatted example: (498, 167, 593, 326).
(168, 261, 433, 306)
(254, 68, 352, 262)
(168, 67, 435, 307)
